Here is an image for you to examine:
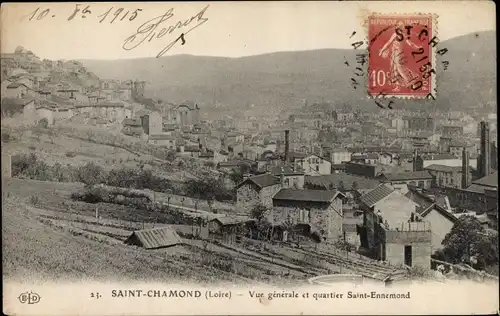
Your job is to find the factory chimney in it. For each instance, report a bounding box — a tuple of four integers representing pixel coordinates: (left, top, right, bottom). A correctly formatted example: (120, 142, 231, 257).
(284, 130, 290, 163)
(461, 147, 470, 189)
(412, 149, 418, 172)
(480, 121, 490, 177)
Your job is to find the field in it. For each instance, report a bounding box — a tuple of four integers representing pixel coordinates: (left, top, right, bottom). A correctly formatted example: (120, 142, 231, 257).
(3, 177, 409, 285)
(2, 178, 308, 284)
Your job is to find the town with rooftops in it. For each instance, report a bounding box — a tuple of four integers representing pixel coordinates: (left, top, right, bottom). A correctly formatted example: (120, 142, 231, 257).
(1, 40, 498, 285)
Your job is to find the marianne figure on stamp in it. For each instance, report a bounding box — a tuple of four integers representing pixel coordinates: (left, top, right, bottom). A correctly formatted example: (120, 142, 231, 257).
(378, 21, 422, 91)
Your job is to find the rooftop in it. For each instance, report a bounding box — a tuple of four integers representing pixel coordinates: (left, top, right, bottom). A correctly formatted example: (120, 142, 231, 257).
(6, 82, 28, 89)
(379, 170, 433, 181)
(149, 134, 176, 141)
(421, 153, 457, 160)
(124, 226, 183, 249)
(425, 164, 463, 173)
(123, 118, 142, 127)
(359, 184, 395, 207)
(210, 216, 253, 226)
(237, 174, 280, 189)
(305, 174, 381, 190)
(1, 97, 34, 107)
(471, 172, 498, 188)
(270, 165, 304, 176)
(273, 189, 344, 203)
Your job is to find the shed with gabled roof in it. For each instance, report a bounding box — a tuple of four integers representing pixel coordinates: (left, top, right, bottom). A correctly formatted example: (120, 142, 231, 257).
(124, 226, 183, 249)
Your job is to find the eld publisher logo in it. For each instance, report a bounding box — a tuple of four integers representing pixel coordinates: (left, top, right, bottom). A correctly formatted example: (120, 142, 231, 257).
(18, 291, 41, 304)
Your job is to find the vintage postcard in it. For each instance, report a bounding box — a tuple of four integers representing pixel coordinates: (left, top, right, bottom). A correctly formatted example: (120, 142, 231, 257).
(1, 1, 498, 315)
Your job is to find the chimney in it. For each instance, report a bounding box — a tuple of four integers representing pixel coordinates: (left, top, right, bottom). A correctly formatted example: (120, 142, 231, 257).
(490, 141, 498, 171)
(480, 121, 490, 177)
(461, 147, 470, 189)
(284, 130, 290, 163)
(412, 149, 418, 172)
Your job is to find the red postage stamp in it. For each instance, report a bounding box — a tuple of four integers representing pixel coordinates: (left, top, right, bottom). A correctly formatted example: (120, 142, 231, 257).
(367, 14, 436, 98)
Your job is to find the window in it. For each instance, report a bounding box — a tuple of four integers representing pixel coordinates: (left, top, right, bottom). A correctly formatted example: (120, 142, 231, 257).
(284, 178, 290, 186)
(316, 165, 319, 172)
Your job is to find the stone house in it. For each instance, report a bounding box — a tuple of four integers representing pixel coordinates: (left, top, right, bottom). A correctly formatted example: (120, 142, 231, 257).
(294, 154, 332, 176)
(424, 164, 471, 189)
(359, 184, 419, 229)
(270, 189, 346, 242)
(35, 104, 55, 126)
(378, 171, 434, 190)
(54, 106, 75, 121)
(379, 152, 393, 165)
(421, 153, 478, 170)
(5, 82, 29, 98)
(330, 149, 352, 165)
(404, 188, 458, 252)
(358, 184, 432, 269)
(15, 76, 35, 89)
(1, 97, 35, 121)
(269, 165, 305, 189)
(226, 131, 245, 144)
(182, 145, 201, 157)
(75, 101, 131, 123)
(148, 134, 176, 150)
(236, 174, 282, 214)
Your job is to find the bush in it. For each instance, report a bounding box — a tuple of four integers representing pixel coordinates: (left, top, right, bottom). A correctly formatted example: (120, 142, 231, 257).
(11, 153, 52, 181)
(38, 118, 49, 129)
(30, 195, 40, 205)
(106, 167, 172, 192)
(71, 186, 108, 204)
(76, 162, 105, 187)
(65, 151, 76, 158)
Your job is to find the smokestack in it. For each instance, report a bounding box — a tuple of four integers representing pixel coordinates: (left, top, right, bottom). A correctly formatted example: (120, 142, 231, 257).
(461, 147, 470, 189)
(490, 141, 498, 171)
(284, 130, 290, 163)
(412, 149, 418, 172)
(480, 121, 490, 177)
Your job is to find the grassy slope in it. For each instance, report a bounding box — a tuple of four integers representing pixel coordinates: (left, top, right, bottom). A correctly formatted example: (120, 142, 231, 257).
(2, 178, 313, 284)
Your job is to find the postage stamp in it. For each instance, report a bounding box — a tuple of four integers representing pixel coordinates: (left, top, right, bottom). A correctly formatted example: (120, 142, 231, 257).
(367, 13, 437, 98)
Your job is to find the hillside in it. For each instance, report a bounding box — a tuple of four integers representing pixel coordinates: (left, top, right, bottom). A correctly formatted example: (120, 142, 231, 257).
(79, 31, 496, 114)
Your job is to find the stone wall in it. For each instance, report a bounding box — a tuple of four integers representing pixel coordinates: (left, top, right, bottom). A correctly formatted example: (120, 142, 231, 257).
(384, 228, 432, 270)
(268, 198, 344, 242)
(259, 184, 282, 208)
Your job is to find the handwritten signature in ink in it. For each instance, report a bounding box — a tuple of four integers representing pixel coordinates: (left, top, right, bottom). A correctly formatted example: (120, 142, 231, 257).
(122, 5, 209, 58)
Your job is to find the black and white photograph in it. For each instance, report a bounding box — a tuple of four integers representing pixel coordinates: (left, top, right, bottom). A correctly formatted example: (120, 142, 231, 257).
(1, 1, 498, 315)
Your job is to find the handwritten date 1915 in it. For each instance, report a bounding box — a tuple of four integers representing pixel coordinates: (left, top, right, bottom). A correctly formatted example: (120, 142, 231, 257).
(122, 5, 209, 58)
(22, 5, 142, 23)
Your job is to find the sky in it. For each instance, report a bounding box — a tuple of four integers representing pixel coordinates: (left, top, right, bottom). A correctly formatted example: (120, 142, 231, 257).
(0, 1, 496, 60)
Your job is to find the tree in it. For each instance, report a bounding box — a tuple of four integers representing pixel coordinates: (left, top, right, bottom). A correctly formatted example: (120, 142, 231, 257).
(251, 204, 267, 221)
(337, 180, 345, 192)
(228, 168, 244, 185)
(351, 181, 359, 191)
(251, 204, 271, 240)
(441, 215, 499, 270)
(76, 162, 105, 187)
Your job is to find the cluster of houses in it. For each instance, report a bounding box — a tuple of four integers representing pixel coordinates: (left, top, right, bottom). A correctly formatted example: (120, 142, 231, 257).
(211, 123, 497, 270)
(0, 47, 148, 127)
